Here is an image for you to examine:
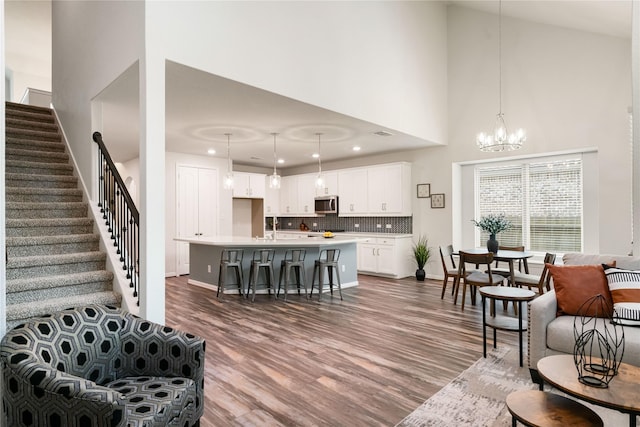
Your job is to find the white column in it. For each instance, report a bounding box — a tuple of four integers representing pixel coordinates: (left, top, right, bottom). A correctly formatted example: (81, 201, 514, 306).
(138, 49, 165, 323)
(0, 0, 7, 337)
(633, 0, 640, 257)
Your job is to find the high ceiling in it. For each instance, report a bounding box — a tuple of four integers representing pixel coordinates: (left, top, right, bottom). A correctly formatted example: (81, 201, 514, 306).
(96, 0, 634, 170)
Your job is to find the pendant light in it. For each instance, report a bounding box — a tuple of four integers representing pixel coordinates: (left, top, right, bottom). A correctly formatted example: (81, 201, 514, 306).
(269, 133, 281, 189)
(315, 133, 324, 189)
(223, 133, 234, 189)
(476, 0, 526, 152)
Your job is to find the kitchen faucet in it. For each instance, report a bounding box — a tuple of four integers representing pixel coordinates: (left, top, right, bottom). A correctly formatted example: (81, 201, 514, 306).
(272, 216, 277, 240)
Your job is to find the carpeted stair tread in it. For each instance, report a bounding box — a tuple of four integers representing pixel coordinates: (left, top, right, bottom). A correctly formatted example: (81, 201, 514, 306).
(6, 172, 78, 188)
(6, 147, 69, 163)
(6, 218, 95, 237)
(6, 138, 65, 152)
(7, 271, 115, 305)
(6, 127, 61, 142)
(6, 234, 100, 256)
(6, 117, 59, 133)
(7, 251, 106, 269)
(6, 101, 53, 116)
(6, 187, 83, 203)
(6, 292, 122, 330)
(6, 201, 88, 219)
(6, 109, 55, 124)
(6, 159, 74, 175)
(7, 270, 113, 292)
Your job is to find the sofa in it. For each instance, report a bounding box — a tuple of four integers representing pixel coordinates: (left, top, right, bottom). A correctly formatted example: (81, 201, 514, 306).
(528, 252, 640, 384)
(0, 304, 205, 427)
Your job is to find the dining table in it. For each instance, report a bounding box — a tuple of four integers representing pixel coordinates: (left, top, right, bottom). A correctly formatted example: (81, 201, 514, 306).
(457, 248, 534, 287)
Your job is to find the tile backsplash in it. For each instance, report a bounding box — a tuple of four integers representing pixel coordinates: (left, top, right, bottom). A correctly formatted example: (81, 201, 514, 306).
(268, 215, 412, 234)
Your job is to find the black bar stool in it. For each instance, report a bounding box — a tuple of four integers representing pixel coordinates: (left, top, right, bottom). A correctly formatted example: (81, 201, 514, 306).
(216, 249, 244, 300)
(278, 249, 308, 301)
(310, 249, 342, 301)
(247, 249, 276, 302)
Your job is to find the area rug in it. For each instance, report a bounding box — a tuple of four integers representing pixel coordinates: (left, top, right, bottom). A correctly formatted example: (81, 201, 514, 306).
(396, 346, 628, 427)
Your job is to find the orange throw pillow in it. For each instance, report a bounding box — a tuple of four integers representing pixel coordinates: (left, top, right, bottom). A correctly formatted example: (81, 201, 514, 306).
(547, 264, 614, 317)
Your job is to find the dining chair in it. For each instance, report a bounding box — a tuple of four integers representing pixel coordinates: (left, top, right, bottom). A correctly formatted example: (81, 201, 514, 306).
(514, 252, 557, 295)
(455, 251, 505, 311)
(439, 245, 461, 299)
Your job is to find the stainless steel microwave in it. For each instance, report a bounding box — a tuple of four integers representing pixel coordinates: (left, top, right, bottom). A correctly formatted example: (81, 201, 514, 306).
(314, 196, 338, 215)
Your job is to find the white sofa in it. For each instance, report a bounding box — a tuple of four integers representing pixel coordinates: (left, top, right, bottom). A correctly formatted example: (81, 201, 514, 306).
(527, 252, 640, 384)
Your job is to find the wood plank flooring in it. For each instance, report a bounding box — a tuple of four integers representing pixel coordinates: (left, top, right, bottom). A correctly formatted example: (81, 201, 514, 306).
(165, 274, 521, 426)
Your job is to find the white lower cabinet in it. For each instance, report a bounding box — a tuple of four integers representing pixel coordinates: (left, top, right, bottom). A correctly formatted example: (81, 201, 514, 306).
(356, 236, 413, 278)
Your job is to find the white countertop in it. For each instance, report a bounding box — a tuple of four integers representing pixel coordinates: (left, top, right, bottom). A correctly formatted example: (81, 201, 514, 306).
(271, 230, 413, 239)
(175, 235, 362, 247)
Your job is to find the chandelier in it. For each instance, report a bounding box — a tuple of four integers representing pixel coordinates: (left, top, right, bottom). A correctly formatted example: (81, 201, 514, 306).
(269, 133, 281, 189)
(223, 133, 234, 189)
(476, 0, 526, 152)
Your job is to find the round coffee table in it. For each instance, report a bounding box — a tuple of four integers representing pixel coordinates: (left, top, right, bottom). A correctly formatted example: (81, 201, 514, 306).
(506, 390, 603, 427)
(479, 286, 535, 367)
(538, 355, 640, 427)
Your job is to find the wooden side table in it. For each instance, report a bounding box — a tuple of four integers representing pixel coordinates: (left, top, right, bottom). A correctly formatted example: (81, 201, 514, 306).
(506, 390, 603, 427)
(479, 286, 535, 367)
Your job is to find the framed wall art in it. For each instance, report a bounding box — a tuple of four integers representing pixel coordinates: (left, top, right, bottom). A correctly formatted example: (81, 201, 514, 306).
(417, 183, 431, 198)
(431, 193, 445, 209)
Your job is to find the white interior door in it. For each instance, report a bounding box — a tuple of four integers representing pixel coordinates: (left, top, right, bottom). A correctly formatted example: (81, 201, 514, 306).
(177, 166, 200, 275)
(198, 168, 218, 237)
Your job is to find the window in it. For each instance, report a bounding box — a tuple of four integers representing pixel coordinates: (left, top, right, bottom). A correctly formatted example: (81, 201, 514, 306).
(475, 157, 583, 253)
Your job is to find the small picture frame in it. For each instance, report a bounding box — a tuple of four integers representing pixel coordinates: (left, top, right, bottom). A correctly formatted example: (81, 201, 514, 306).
(417, 183, 431, 198)
(431, 193, 445, 209)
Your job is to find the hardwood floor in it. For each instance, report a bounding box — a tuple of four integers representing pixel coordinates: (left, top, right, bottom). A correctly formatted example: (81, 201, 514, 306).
(165, 274, 520, 426)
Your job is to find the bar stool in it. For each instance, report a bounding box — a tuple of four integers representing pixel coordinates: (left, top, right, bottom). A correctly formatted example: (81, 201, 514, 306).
(247, 249, 276, 302)
(216, 249, 244, 300)
(278, 249, 308, 301)
(310, 249, 342, 301)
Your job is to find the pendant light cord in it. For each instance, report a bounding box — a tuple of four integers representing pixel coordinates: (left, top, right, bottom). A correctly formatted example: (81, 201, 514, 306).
(498, 0, 502, 116)
(316, 133, 322, 174)
(225, 133, 231, 172)
(272, 133, 278, 174)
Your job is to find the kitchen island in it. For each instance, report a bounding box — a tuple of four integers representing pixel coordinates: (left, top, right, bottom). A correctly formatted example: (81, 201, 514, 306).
(175, 235, 360, 294)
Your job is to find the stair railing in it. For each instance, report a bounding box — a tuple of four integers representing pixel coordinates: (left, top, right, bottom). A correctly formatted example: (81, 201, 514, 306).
(92, 132, 139, 306)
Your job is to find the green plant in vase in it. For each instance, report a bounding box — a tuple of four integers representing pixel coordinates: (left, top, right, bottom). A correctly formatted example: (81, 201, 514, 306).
(472, 213, 512, 253)
(412, 235, 431, 281)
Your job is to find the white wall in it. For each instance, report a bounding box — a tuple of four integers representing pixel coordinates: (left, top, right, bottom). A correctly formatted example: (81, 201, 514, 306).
(4, 0, 51, 102)
(147, 1, 448, 145)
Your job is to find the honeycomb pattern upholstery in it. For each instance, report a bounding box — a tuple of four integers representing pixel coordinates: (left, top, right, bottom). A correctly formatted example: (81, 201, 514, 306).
(0, 304, 205, 427)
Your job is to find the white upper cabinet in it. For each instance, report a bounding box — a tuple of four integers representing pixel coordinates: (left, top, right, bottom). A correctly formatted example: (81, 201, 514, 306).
(233, 172, 266, 199)
(264, 175, 280, 216)
(315, 171, 338, 196)
(279, 176, 299, 215)
(367, 163, 411, 215)
(296, 174, 317, 215)
(338, 168, 368, 215)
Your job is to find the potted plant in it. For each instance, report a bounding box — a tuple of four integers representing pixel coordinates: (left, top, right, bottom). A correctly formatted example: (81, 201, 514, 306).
(472, 213, 512, 253)
(412, 235, 431, 281)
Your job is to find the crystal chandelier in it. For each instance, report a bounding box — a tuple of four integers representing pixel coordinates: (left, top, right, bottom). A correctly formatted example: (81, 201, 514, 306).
(223, 133, 234, 189)
(476, 0, 526, 152)
(315, 133, 324, 189)
(269, 133, 281, 189)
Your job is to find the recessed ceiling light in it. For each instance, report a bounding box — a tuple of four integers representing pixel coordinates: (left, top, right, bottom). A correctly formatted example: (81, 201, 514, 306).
(374, 130, 393, 137)
(312, 153, 319, 159)
(277, 159, 285, 164)
(352, 146, 361, 152)
(207, 148, 216, 155)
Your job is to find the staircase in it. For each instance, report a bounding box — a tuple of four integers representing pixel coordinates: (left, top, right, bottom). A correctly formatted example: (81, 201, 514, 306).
(5, 102, 120, 330)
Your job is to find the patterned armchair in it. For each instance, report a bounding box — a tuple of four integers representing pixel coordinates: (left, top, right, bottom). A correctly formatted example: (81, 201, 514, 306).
(0, 304, 205, 427)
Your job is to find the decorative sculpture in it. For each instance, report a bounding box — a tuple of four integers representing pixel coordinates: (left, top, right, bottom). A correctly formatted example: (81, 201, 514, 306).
(573, 294, 625, 388)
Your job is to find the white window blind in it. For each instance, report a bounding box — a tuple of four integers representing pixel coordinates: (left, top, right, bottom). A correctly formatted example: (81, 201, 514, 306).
(476, 158, 583, 252)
